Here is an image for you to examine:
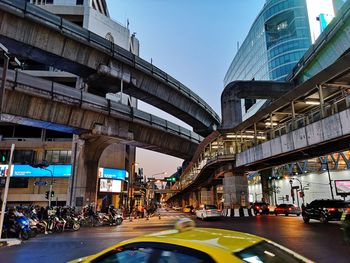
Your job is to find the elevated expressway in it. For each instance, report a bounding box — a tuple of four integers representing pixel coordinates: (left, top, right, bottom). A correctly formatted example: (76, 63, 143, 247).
(0, 69, 202, 160)
(0, 0, 220, 136)
(168, 1, 350, 206)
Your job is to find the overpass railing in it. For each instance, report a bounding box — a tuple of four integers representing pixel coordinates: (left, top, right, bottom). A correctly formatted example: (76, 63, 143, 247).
(0, 0, 220, 127)
(2, 68, 202, 144)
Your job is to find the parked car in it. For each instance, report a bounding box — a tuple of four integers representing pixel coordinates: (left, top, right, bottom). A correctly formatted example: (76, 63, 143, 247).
(195, 204, 221, 220)
(274, 204, 301, 216)
(69, 218, 312, 263)
(252, 202, 269, 215)
(302, 199, 350, 223)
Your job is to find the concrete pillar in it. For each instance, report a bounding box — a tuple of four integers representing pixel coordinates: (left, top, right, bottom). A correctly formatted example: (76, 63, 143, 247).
(67, 135, 108, 208)
(200, 187, 214, 205)
(223, 171, 248, 208)
(260, 169, 272, 204)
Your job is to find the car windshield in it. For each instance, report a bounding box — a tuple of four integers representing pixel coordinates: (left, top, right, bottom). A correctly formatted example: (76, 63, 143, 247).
(235, 241, 306, 263)
(204, 205, 217, 209)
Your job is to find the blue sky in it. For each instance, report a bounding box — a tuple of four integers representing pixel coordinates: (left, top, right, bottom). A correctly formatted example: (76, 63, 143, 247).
(106, 0, 265, 177)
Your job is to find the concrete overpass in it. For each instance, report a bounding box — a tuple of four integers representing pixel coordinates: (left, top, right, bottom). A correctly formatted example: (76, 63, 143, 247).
(168, 0, 350, 208)
(0, 68, 203, 205)
(0, 0, 220, 136)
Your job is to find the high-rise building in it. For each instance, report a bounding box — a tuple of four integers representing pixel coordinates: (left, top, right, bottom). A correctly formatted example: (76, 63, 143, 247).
(0, 0, 139, 209)
(224, 0, 337, 120)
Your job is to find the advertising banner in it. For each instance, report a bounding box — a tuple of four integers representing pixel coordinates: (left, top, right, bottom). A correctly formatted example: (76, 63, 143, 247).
(99, 178, 122, 193)
(98, 167, 127, 180)
(335, 180, 350, 195)
(12, 164, 72, 177)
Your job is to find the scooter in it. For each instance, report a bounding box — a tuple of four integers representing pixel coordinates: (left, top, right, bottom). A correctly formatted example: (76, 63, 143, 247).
(3, 212, 31, 240)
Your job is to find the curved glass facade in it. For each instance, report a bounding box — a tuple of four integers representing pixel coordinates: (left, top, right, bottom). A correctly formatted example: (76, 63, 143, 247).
(224, 0, 312, 117)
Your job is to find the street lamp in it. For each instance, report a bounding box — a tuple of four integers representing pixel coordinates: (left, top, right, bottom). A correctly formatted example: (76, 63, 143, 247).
(30, 160, 54, 207)
(288, 176, 306, 207)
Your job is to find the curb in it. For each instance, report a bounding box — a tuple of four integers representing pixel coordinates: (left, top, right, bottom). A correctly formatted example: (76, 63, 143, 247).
(0, 239, 22, 247)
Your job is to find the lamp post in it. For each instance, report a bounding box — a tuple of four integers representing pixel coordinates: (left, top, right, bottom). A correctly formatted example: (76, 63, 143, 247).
(42, 167, 54, 207)
(326, 160, 335, 200)
(291, 177, 305, 205)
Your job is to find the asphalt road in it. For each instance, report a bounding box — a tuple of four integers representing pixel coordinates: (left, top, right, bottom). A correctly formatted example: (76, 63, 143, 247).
(0, 210, 349, 263)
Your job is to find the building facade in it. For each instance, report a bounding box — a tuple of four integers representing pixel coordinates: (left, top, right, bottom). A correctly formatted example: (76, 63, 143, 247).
(0, 0, 139, 210)
(222, 0, 347, 207)
(224, 0, 339, 120)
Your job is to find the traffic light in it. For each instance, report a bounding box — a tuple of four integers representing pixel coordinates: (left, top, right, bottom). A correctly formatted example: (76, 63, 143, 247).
(45, 191, 54, 199)
(0, 151, 7, 163)
(165, 177, 176, 182)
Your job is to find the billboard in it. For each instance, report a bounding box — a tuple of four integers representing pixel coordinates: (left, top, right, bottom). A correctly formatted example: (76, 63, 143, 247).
(335, 180, 350, 195)
(98, 167, 127, 180)
(12, 165, 72, 177)
(99, 178, 122, 193)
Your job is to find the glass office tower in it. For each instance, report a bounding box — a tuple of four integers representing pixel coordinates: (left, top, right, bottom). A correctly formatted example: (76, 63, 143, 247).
(224, 0, 314, 119)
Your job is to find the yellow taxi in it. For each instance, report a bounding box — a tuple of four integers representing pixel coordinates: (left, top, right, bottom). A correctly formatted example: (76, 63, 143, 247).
(70, 218, 313, 263)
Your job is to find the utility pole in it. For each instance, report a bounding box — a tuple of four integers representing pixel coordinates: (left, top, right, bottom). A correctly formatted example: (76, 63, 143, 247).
(0, 143, 15, 238)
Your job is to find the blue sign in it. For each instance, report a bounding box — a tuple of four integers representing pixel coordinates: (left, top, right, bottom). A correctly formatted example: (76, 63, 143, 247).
(34, 181, 48, 186)
(99, 167, 127, 180)
(13, 165, 72, 177)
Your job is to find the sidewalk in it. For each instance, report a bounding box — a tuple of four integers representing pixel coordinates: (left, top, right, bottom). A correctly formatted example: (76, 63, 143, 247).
(0, 238, 22, 248)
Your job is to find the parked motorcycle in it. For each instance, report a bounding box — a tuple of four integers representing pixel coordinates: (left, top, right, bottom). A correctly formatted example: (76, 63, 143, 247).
(2, 210, 31, 240)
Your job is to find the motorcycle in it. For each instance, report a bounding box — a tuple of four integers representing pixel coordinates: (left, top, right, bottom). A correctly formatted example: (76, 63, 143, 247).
(64, 215, 80, 231)
(2, 211, 31, 240)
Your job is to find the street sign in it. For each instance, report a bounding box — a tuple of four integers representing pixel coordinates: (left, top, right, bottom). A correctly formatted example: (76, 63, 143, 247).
(34, 181, 48, 186)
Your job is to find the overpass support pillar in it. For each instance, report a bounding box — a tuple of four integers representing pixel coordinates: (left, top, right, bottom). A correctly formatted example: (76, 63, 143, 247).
(260, 169, 272, 204)
(223, 171, 248, 208)
(200, 188, 214, 205)
(67, 135, 104, 209)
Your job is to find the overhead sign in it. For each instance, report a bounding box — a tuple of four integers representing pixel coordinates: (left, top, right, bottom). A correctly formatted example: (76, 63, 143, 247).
(98, 167, 127, 180)
(34, 181, 48, 186)
(12, 165, 72, 177)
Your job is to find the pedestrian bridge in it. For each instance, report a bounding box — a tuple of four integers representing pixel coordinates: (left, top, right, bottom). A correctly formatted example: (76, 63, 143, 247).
(0, 0, 220, 136)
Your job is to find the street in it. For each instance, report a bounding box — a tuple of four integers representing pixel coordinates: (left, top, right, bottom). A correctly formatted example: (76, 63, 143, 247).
(0, 209, 349, 263)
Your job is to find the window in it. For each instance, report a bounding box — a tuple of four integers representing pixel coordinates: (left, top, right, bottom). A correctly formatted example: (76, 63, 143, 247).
(13, 150, 35, 164)
(45, 150, 71, 164)
(93, 243, 215, 263)
(235, 241, 304, 263)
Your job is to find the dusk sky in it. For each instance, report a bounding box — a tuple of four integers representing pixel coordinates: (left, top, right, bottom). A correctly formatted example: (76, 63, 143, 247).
(106, 0, 265, 178)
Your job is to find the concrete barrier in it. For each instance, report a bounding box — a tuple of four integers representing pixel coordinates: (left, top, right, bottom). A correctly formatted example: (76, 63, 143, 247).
(221, 208, 256, 217)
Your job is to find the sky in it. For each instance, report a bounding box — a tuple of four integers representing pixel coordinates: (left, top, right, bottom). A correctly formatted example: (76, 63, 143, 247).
(106, 0, 266, 178)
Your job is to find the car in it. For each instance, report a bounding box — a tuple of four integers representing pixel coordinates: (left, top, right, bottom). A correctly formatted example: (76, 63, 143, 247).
(252, 202, 269, 215)
(172, 206, 182, 211)
(274, 204, 301, 216)
(195, 204, 221, 220)
(302, 199, 350, 223)
(183, 205, 194, 213)
(69, 218, 312, 263)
